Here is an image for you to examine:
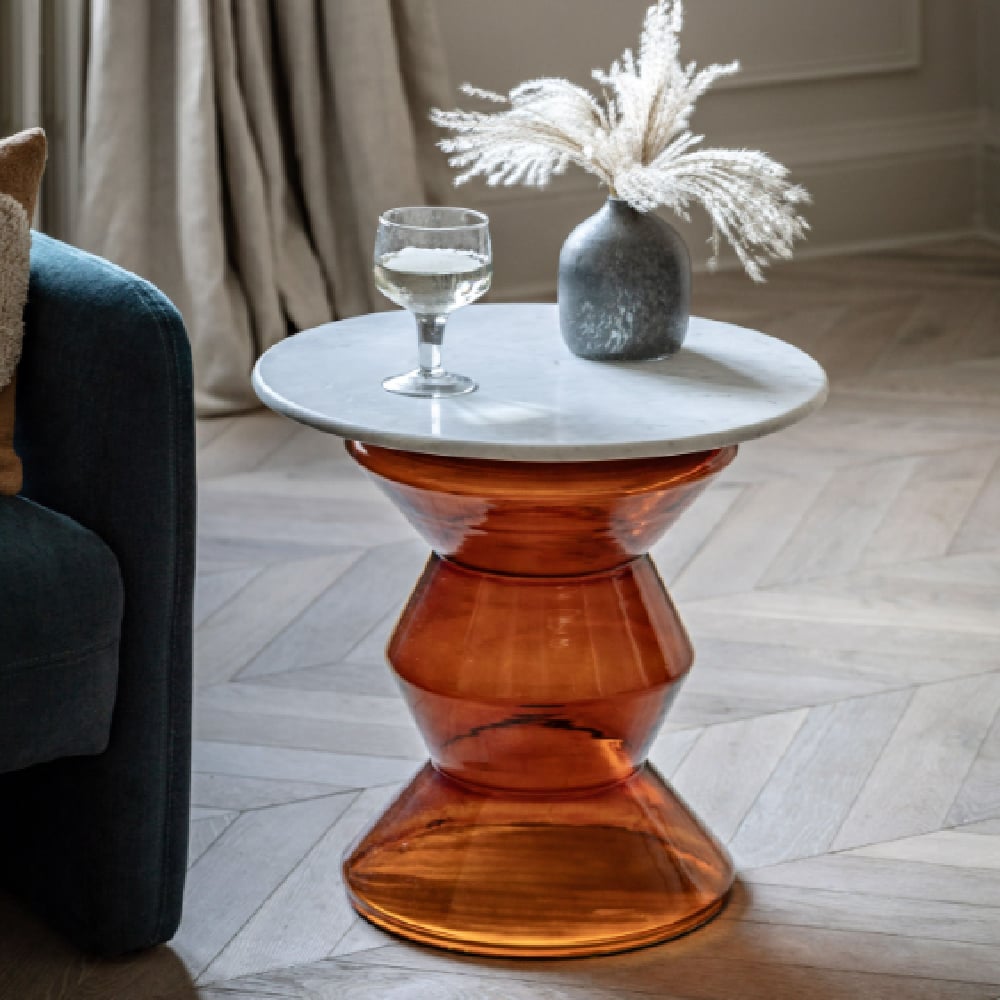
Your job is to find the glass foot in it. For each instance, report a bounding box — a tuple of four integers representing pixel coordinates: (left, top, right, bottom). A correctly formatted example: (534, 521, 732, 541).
(382, 369, 477, 397)
(344, 763, 734, 958)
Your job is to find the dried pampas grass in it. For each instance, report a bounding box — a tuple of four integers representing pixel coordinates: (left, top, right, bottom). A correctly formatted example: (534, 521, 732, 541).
(431, 0, 809, 281)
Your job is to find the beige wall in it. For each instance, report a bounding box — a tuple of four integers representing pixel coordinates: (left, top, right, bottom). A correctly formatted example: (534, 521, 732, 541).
(980, 0, 1000, 112)
(979, 0, 1000, 235)
(432, 0, 986, 298)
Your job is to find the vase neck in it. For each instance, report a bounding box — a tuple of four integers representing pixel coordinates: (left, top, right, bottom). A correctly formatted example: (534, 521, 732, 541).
(604, 197, 643, 217)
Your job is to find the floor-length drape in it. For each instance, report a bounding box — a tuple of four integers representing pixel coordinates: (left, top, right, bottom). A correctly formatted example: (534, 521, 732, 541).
(78, 0, 452, 414)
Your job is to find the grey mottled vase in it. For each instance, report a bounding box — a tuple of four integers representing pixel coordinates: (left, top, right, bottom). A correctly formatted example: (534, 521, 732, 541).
(558, 198, 690, 361)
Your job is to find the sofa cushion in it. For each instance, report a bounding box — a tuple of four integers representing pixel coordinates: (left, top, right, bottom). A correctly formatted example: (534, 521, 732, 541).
(0, 128, 46, 495)
(0, 495, 122, 773)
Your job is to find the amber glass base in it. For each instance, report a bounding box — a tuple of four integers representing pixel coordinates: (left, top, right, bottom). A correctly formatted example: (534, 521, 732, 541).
(346, 762, 731, 957)
(343, 443, 738, 958)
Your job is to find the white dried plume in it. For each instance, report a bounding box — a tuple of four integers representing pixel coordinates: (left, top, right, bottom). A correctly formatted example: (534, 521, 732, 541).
(431, 0, 809, 281)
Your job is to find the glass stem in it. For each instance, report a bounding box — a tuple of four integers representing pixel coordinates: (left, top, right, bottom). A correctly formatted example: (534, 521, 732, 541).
(416, 314, 447, 378)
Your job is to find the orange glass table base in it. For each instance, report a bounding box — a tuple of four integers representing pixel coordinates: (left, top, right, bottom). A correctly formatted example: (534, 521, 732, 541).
(343, 443, 738, 958)
(347, 762, 730, 957)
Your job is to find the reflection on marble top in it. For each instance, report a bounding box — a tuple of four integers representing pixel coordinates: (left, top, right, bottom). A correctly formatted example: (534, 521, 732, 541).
(253, 303, 828, 460)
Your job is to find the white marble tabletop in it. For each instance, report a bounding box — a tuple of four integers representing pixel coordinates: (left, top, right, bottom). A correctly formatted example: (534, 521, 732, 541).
(252, 304, 827, 461)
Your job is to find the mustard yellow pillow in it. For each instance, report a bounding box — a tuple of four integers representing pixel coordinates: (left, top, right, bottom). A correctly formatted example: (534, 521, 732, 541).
(0, 128, 47, 495)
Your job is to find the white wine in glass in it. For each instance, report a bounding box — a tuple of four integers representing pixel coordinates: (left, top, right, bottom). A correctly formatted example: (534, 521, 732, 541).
(374, 208, 492, 397)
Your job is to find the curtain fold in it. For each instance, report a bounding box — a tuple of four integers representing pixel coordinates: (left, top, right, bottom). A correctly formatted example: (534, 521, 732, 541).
(78, 0, 452, 414)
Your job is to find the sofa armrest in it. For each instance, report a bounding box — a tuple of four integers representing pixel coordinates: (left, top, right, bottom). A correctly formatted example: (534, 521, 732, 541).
(2, 233, 195, 954)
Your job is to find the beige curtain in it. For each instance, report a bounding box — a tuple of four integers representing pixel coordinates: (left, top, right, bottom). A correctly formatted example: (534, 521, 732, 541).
(78, 0, 452, 414)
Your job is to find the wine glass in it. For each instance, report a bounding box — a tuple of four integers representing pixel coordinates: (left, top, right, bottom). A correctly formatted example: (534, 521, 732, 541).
(374, 207, 492, 397)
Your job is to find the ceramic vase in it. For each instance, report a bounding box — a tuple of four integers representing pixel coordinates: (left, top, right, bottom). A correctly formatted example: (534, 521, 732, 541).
(558, 198, 691, 361)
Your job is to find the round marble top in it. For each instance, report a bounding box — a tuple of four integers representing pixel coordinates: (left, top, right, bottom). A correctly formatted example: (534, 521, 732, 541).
(253, 304, 827, 461)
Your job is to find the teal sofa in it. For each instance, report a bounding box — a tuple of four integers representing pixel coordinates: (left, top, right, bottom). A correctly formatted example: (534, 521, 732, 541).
(0, 233, 195, 955)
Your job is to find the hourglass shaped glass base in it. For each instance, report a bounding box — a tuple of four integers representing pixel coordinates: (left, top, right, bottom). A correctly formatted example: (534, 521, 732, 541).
(382, 369, 477, 397)
(342, 443, 739, 958)
(345, 763, 733, 958)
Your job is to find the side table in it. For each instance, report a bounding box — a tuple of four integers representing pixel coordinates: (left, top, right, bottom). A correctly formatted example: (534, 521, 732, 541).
(253, 303, 827, 958)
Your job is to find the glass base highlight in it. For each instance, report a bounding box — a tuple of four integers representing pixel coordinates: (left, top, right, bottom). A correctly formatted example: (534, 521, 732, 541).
(344, 763, 734, 958)
(382, 370, 477, 397)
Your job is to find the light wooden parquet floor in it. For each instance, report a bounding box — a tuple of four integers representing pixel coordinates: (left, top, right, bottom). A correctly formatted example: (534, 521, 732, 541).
(2, 239, 1000, 999)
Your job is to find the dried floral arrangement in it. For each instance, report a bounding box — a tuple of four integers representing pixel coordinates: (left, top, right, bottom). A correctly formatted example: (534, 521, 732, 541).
(431, 0, 809, 282)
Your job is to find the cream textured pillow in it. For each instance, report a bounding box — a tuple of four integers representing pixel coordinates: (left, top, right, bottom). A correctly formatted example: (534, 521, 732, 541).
(0, 195, 30, 391)
(0, 127, 47, 495)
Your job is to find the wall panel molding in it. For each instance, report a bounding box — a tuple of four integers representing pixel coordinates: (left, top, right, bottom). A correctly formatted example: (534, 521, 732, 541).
(981, 113, 1000, 235)
(709, 0, 923, 91)
(435, 0, 927, 101)
(982, 111, 1000, 150)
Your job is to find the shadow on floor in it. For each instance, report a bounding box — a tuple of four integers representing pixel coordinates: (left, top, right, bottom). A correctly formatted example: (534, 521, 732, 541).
(364, 879, 910, 1000)
(0, 891, 199, 1000)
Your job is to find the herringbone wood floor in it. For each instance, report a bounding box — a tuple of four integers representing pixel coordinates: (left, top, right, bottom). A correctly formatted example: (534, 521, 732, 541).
(2, 239, 1000, 999)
